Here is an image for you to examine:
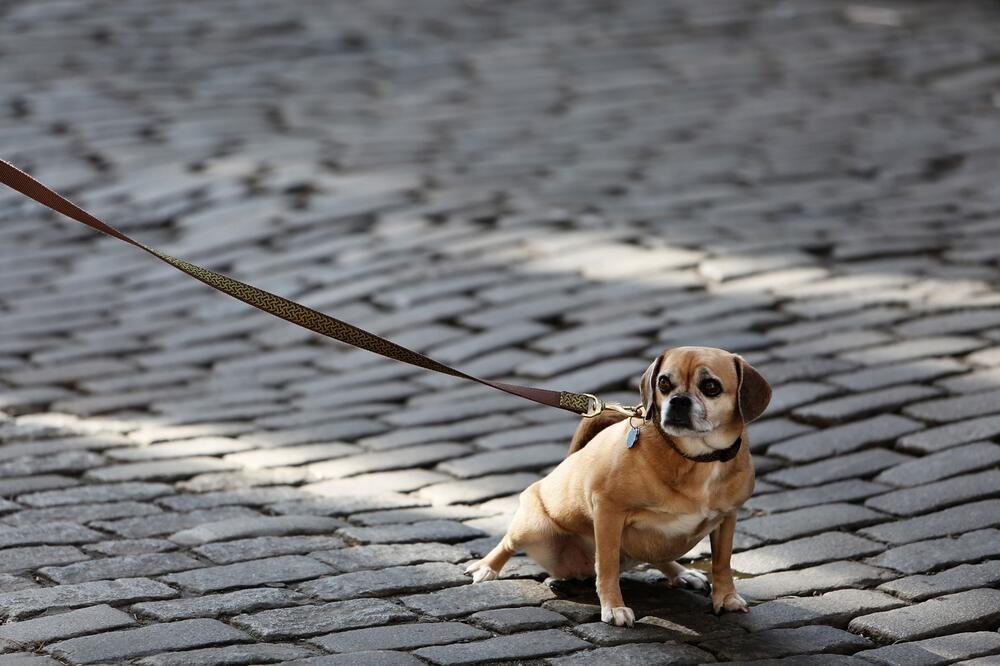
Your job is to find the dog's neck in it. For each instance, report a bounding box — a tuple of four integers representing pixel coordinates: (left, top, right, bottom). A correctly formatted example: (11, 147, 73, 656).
(650, 422, 744, 463)
(667, 434, 742, 463)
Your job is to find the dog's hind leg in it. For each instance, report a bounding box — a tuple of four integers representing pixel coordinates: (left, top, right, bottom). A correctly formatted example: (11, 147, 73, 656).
(658, 560, 709, 590)
(465, 481, 560, 584)
(466, 535, 516, 583)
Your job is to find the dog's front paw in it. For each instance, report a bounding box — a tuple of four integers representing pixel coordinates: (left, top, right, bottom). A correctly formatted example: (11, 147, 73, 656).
(601, 605, 635, 627)
(464, 560, 498, 584)
(712, 591, 748, 614)
(666, 567, 709, 590)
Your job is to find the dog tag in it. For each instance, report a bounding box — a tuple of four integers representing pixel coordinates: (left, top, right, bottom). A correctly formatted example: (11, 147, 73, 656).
(626, 426, 638, 448)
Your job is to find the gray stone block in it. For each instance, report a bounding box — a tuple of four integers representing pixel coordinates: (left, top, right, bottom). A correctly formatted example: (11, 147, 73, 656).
(161, 555, 333, 593)
(298, 562, 468, 601)
(855, 631, 1000, 666)
(876, 560, 1000, 602)
(766, 448, 914, 487)
(848, 588, 1000, 642)
(338, 520, 484, 545)
(864, 469, 1000, 516)
(898, 415, 1000, 453)
(232, 598, 415, 639)
(738, 503, 887, 543)
(0, 604, 135, 645)
(725, 589, 904, 632)
(133, 588, 306, 621)
(192, 535, 345, 564)
(0, 546, 88, 574)
(135, 642, 315, 666)
(0, 578, 178, 621)
(46, 618, 250, 664)
(867, 529, 1000, 574)
(311, 621, 489, 652)
(545, 642, 714, 665)
(39, 552, 202, 584)
(769, 414, 923, 461)
(310, 542, 471, 572)
(94, 507, 262, 538)
(413, 628, 589, 665)
(738, 561, 893, 601)
(699, 624, 871, 661)
(745, 480, 890, 514)
(468, 606, 569, 633)
(858, 499, 1000, 544)
(401, 580, 556, 618)
(282, 652, 424, 666)
(876, 441, 1000, 487)
(17, 482, 173, 507)
(0, 523, 103, 550)
(732, 532, 884, 574)
(169, 515, 343, 545)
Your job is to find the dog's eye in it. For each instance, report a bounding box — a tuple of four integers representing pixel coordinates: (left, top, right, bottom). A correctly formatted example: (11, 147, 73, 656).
(700, 378, 722, 397)
(657, 375, 671, 392)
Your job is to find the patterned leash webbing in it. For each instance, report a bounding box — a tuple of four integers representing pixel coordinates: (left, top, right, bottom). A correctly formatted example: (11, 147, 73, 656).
(0, 159, 595, 415)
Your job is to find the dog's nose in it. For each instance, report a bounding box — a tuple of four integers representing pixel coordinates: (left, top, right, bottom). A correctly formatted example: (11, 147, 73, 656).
(668, 395, 692, 410)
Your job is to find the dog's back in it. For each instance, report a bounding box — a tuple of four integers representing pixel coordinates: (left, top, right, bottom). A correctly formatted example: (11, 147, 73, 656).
(567, 408, 628, 456)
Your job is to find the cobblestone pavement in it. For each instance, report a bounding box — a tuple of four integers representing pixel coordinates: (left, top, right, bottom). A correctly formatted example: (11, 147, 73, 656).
(1, 0, 1000, 664)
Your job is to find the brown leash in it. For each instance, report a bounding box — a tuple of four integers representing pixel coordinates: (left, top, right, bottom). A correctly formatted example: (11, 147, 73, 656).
(0, 159, 639, 418)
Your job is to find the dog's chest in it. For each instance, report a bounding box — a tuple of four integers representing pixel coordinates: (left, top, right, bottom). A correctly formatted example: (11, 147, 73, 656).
(630, 508, 721, 540)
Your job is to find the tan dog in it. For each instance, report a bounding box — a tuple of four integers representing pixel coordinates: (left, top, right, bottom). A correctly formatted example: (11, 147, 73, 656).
(465, 346, 771, 625)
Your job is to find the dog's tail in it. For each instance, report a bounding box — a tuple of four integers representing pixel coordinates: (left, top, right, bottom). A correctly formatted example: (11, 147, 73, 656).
(567, 408, 629, 457)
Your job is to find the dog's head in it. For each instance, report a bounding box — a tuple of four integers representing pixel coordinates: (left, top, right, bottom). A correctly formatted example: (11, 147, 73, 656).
(639, 346, 771, 446)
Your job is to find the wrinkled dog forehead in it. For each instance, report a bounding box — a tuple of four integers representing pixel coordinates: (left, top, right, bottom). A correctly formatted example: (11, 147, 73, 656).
(659, 347, 737, 383)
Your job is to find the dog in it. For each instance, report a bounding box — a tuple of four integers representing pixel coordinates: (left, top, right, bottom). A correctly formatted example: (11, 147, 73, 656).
(464, 346, 771, 625)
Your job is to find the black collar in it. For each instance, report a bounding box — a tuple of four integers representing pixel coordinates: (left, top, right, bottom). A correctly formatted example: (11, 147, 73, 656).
(667, 436, 742, 463)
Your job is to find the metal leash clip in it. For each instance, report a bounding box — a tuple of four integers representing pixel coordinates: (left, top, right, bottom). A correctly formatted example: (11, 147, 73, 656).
(581, 393, 644, 419)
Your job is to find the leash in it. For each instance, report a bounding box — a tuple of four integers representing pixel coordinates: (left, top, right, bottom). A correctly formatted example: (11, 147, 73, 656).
(0, 159, 640, 419)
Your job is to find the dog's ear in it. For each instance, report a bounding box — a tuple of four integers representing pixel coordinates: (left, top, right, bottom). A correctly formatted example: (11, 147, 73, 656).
(734, 355, 771, 424)
(640, 354, 664, 421)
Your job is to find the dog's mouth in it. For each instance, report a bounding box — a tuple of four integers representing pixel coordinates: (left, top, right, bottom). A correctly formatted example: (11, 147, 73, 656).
(660, 418, 712, 436)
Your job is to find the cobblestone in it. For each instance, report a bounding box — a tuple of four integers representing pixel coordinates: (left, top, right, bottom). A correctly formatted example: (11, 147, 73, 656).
(548, 642, 713, 666)
(732, 532, 884, 575)
(413, 628, 590, 665)
(726, 589, 903, 632)
(298, 562, 468, 601)
(134, 643, 316, 666)
(133, 588, 306, 621)
(864, 469, 1000, 515)
(310, 622, 489, 653)
(0, 578, 178, 621)
(699, 625, 871, 661)
(0, 546, 88, 574)
(0, 604, 136, 645)
(877, 560, 1000, 602)
(310, 542, 471, 572)
(858, 499, 1000, 544)
(2, 0, 999, 661)
(848, 588, 1000, 642)
(738, 504, 887, 543)
(161, 555, 333, 593)
(853, 632, 1000, 666)
(38, 552, 203, 584)
(192, 535, 344, 564)
(46, 618, 250, 664)
(737, 561, 893, 602)
(231, 598, 415, 639)
(867, 529, 1000, 574)
(467, 607, 569, 633)
(874, 441, 1000, 486)
(401, 580, 556, 618)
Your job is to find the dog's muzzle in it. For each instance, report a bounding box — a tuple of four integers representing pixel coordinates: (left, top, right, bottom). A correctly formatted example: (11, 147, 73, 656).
(664, 394, 694, 428)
